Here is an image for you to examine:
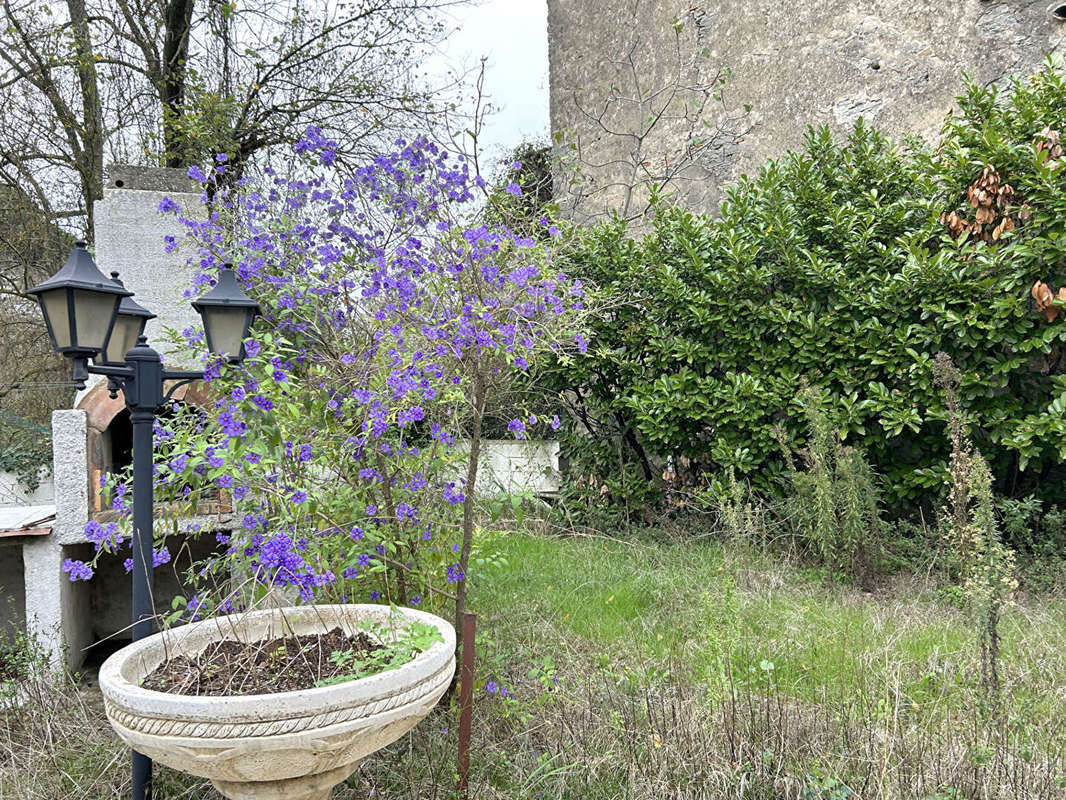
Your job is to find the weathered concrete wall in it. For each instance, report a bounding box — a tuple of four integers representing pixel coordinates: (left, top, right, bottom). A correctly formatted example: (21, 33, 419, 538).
(50, 410, 89, 546)
(91, 165, 206, 373)
(548, 0, 1066, 220)
(19, 410, 93, 669)
(89, 532, 224, 643)
(23, 537, 92, 670)
(15, 407, 232, 668)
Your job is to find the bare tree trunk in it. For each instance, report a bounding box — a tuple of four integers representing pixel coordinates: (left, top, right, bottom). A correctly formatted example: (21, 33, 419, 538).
(65, 0, 103, 234)
(162, 0, 196, 167)
(454, 373, 486, 629)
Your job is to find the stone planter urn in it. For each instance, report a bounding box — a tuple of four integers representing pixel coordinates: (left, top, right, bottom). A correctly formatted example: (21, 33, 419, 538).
(98, 604, 455, 800)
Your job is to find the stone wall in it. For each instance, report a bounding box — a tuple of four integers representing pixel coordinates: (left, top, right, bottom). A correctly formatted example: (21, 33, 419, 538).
(547, 0, 1066, 220)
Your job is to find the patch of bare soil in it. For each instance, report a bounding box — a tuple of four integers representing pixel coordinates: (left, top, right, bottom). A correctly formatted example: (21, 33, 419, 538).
(141, 627, 385, 696)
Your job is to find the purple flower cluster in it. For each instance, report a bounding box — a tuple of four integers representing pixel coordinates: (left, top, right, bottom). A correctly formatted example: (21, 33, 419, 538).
(62, 559, 93, 581)
(84, 519, 123, 551)
(66, 129, 586, 609)
(485, 680, 515, 699)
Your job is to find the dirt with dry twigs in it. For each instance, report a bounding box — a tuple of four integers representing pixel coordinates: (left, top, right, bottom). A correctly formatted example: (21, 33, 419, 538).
(141, 627, 384, 696)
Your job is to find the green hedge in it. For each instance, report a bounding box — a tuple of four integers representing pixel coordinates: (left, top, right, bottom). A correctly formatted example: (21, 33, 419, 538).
(550, 59, 1066, 506)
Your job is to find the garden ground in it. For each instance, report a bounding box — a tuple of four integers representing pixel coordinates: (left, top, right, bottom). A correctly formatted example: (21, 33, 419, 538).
(3, 523, 1066, 799)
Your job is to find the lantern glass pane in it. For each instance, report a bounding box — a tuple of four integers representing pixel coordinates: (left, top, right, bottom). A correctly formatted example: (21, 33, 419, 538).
(72, 289, 119, 352)
(39, 288, 71, 349)
(104, 314, 142, 364)
(203, 307, 248, 359)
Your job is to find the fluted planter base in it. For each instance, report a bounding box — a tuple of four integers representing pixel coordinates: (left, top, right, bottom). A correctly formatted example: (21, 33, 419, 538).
(212, 760, 361, 800)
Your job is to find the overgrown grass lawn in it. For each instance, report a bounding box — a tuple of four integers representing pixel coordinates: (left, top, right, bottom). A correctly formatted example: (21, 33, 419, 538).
(475, 533, 1066, 726)
(459, 531, 1066, 798)
(5, 529, 1066, 799)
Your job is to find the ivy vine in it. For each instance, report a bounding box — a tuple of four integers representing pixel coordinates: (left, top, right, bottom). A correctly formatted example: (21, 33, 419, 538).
(0, 414, 52, 493)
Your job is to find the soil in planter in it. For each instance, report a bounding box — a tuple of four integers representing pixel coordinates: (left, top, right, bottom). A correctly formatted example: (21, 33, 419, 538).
(141, 627, 392, 696)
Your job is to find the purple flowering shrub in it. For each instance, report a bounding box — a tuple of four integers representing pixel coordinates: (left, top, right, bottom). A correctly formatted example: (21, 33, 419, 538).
(63, 130, 586, 623)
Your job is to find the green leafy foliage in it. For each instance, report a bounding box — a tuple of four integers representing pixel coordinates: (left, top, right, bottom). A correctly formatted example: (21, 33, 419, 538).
(0, 412, 51, 492)
(801, 772, 855, 800)
(484, 140, 555, 231)
(547, 59, 1066, 510)
(995, 495, 1066, 589)
(314, 615, 444, 687)
(0, 628, 48, 688)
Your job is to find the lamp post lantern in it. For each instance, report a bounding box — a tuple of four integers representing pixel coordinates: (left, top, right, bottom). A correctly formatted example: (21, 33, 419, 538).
(29, 247, 258, 800)
(27, 241, 131, 370)
(98, 273, 156, 367)
(192, 266, 258, 362)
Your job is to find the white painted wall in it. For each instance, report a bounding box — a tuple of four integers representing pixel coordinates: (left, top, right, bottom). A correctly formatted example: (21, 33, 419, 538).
(454, 439, 561, 496)
(76, 166, 208, 403)
(0, 470, 54, 507)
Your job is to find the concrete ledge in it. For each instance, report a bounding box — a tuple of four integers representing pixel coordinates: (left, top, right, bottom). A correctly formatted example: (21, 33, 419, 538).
(105, 165, 199, 194)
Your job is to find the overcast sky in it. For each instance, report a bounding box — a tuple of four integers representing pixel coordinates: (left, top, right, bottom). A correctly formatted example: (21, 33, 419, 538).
(435, 0, 550, 168)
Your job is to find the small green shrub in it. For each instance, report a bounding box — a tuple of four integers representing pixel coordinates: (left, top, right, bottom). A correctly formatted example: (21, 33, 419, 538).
(315, 616, 444, 687)
(700, 466, 777, 550)
(556, 430, 663, 530)
(0, 628, 49, 693)
(711, 467, 753, 539)
(995, 496, 1066, 591)
(802, 773, 855, 800)
(922, 790, 962, 800)
(997, 494, 1066, 554)
(779, 384, 884, 582)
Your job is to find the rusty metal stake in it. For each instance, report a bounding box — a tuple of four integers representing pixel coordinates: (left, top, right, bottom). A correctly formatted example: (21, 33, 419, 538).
(457, 611, 476, 800)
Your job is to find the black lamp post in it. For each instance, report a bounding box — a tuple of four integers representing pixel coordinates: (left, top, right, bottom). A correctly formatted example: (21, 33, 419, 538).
(29, 244, 258, 800)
